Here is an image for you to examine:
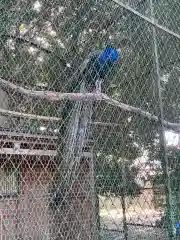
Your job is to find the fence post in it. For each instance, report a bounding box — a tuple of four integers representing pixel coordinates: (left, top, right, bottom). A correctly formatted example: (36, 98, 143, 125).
(121, 160, 128, 240)
(149, 0, 175, 238)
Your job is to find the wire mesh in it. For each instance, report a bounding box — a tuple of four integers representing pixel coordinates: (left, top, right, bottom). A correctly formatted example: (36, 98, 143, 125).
(0, 0, 180, 239)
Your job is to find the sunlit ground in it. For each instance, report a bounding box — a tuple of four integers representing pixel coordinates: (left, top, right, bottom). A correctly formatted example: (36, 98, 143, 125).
(99, 196, 168, 239)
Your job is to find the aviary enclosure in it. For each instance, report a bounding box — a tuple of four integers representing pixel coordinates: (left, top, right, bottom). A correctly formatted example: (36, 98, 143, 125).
(0, 0, 180, 239)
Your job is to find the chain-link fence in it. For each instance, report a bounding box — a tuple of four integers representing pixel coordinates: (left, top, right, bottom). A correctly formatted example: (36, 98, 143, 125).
(0, 0, 180, 239)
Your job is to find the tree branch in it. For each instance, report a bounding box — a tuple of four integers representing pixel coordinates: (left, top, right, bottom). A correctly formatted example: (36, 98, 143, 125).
(0, 78, 100, 101)
(0, 108, 129, 127)
(101, 94, 180, 129)
(0, 108, 60, 121)
(0, 107, 122, 127)
(0, 77, 180, 129)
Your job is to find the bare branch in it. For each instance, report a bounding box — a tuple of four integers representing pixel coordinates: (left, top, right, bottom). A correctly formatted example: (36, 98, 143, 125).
(0, 107, 122, 126)
(1, 77, 180, 128)
(0, 78, 100, 101)
(92, 121, 121, 127)
(101, 94, 180, 129)
(0, 108, 60, 121)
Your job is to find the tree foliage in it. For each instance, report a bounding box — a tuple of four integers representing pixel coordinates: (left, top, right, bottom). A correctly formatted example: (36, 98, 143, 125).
(1, 0, 180, 198)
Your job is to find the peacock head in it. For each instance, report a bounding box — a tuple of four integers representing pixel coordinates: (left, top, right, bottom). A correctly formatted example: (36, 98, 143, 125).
(98, 47, 120, 65)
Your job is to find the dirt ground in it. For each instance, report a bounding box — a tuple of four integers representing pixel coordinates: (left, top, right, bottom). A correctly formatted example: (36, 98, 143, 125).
(99, 195, 168, 239)
(101, 227, 168, 240)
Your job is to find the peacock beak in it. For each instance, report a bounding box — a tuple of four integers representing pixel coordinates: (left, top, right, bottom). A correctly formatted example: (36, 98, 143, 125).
(117, 48, 122, 61)
(117, 48, 121, 55)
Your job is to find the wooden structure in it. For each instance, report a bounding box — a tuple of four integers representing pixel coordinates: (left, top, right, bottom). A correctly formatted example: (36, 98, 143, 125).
(0, 129, 96, 240)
